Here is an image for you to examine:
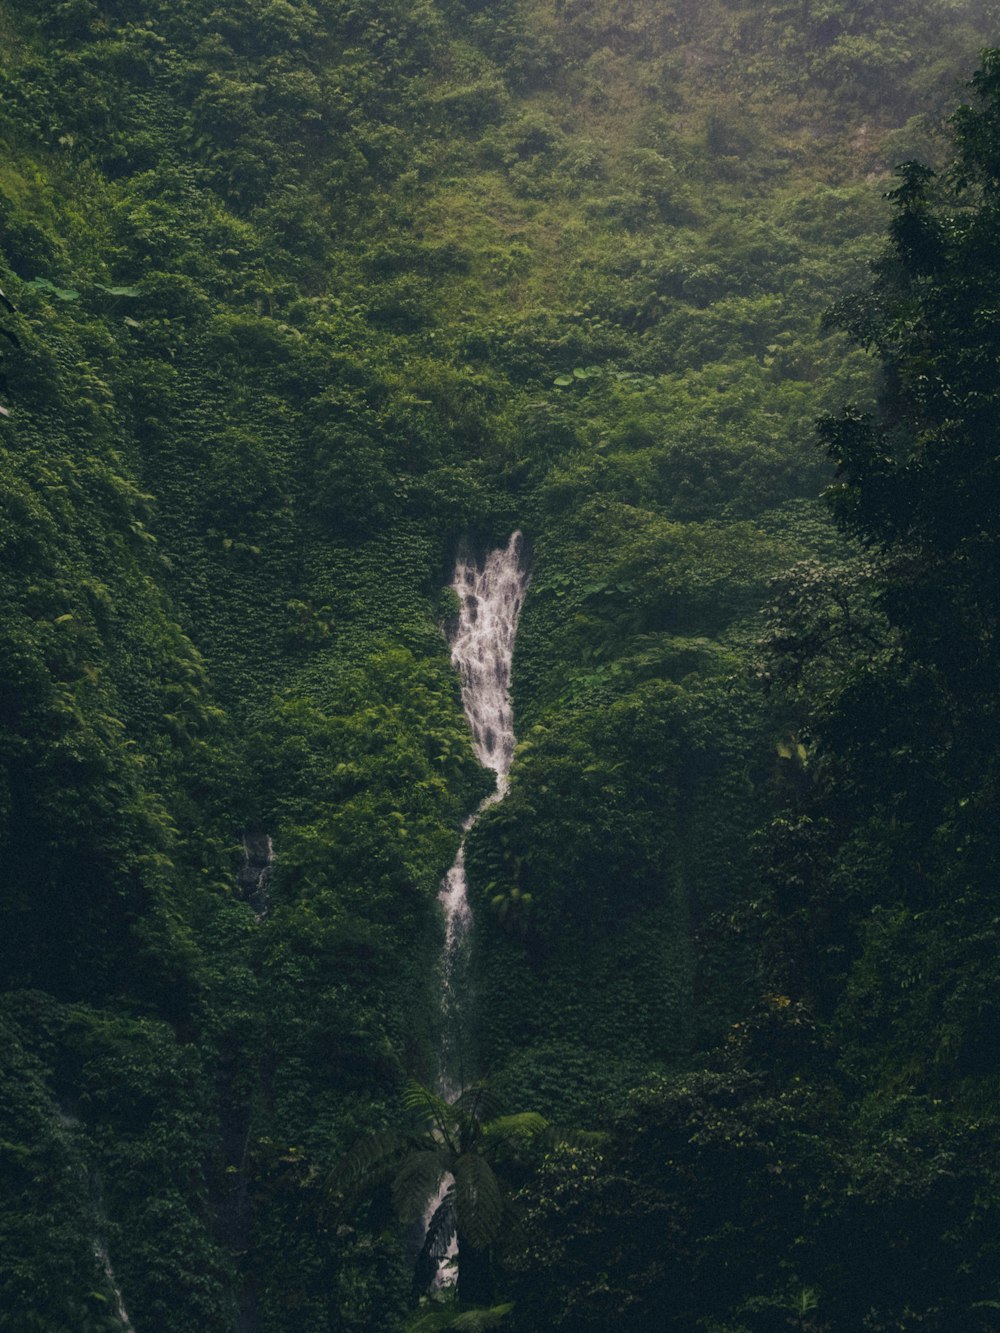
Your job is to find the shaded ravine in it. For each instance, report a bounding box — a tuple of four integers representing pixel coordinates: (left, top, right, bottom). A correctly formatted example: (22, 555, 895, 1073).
(424, 531, 530, 1281)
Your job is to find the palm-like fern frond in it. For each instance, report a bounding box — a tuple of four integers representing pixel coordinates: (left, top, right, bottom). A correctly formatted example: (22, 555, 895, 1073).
(407, 1303, 513, 1332)
(450, 1305, 514, 1331)
(453, 1152, 503, 1249)
(327, 1128, 410, 1197)
(454, 1080, 503, 1129)
(403, 1080, 458, 1142)
(423, 1185, 457, 1260)
(391, 1149, 451, 1222)
(413, 1184, 457, 1296)
(481, 1112, 549, 1146)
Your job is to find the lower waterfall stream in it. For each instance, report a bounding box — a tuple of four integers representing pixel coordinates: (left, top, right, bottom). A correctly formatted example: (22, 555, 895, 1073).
(424, 530, 529, 1282)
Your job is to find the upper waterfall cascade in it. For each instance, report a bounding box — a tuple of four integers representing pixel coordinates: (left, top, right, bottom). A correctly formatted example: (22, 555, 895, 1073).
(450, 530, 529, 784)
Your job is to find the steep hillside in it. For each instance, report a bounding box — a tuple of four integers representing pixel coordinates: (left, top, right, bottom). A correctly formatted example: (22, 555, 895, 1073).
(1, 0, 998, 1329)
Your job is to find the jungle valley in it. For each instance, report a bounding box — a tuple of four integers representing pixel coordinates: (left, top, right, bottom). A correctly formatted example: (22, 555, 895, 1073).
(4, 0, 1000, 1329)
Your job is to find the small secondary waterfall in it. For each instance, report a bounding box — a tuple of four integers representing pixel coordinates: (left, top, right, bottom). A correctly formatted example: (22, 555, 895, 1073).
(56, 1108, 135, 1331)
(94, 1234, 135, 1332)
(425, 530, 529, 1281)
(238, 832, 274, 919)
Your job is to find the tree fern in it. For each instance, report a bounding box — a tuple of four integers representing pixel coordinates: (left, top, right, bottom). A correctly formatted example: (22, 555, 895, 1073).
(333, 1076, 559, 1299)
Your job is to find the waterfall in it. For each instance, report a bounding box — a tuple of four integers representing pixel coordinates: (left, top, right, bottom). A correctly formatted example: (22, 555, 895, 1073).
(449, 530, 529, 786)
(93, 1234, 135, 1332)
(438, 530, 529, 1087)
(238, 832, 274, 919)
(425, 530, 529, 1282)
(55, 1108, 135, 1331)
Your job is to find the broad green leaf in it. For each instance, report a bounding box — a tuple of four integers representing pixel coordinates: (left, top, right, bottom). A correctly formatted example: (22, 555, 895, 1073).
(453, 1153, 502, 1248)
(25, 276, 80, 301)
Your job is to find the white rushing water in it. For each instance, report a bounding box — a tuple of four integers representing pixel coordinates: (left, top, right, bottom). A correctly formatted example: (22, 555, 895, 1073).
(437, 530, 529, 1081)
(94, 1237, 135, 1331)
(424, 530, 529, 1281)
(449, 530, 528, 786)
(55, 1107, 134, 1330)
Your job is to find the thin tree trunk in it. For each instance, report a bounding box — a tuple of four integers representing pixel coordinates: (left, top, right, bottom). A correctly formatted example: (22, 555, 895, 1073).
(456, 1231, 493, 1308)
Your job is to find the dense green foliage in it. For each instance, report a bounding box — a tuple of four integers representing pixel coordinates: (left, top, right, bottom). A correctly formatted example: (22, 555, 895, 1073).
(3, 0, 1000, 1328)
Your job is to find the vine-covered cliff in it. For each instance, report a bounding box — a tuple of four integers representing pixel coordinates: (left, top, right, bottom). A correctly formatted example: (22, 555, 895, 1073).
(2, 1, 1000, 1329)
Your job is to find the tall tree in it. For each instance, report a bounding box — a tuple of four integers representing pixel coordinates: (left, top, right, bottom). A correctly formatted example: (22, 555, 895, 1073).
(331, 1081, 553, 1308)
